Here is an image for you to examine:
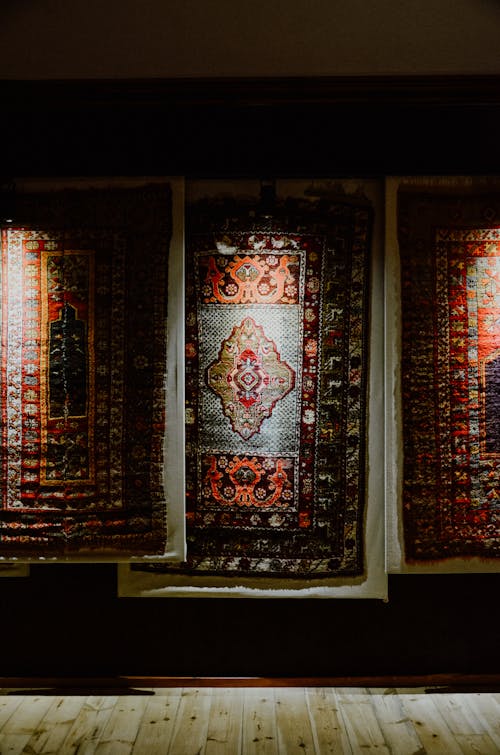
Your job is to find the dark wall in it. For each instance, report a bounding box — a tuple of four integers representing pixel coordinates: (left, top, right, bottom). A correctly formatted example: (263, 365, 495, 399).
(0, 565, 498, 677)
(1, 77, 500, 678)
(3, 1, 500, 79)
(3, 77, 500, 178)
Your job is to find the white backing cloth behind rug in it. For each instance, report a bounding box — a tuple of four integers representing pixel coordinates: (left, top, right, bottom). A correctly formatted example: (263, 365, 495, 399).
(1, 177, 185, 563)
(0, 563, 29, 577)
(119, 178, 387, 599)
(386, 175, 500, 573)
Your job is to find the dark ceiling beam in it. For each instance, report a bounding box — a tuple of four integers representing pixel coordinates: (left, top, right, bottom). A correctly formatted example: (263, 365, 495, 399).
(2, 75, 500, 109)
(1, 75, 500, 177)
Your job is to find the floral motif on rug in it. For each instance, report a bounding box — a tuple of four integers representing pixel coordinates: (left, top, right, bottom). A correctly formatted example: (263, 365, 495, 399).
(399, 190, 500, 561)
(0, 185, 171, 556)
(177, 197, 373, 577)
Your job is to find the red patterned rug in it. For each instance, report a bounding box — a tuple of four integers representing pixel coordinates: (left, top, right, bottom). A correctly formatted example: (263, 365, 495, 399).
(0, 185, 170, 557)
(399, 189, 500, 561)
(169, 196, 372, 578)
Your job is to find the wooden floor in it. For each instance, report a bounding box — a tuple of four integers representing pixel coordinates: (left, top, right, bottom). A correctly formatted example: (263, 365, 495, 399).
(0, 687, 500, 753)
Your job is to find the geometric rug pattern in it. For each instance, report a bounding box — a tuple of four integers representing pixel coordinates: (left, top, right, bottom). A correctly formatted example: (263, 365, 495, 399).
(176, 197, 373, 577)
(399, 189, 500, 561)
(0, 185, 171, 557)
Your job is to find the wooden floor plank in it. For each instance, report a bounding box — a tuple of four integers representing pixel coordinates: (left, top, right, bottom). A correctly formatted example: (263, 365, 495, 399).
(167, 688, 212, 755)
(454, 732, 500, 755)
(430, 692, 491, 735)
(369, 688, 426, 755)
(334, 688, 391, 754)
(0, 696, 24, 729)
(94, 694, 150, 754)
(131, 689, 182, 754)
(4, 687, 500, 755)
(462, 693, 500, 749)
(397, 690, 466, 754)
(0, 695, 54, 755)
(306, 687, 353, 754)
(205, 687, 243, 754)
(274, 687, 316, 754)
(242, 687, 278, 755)
(490, 692, 500, 707)
(58, 695, 119, 754)
(23, 695, 87, 754)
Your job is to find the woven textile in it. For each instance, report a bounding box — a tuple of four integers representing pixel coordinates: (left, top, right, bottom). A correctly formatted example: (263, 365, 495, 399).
(399, 190, 500, 562)
(174, 197, 372, 578)
(0, 185, 170, 557)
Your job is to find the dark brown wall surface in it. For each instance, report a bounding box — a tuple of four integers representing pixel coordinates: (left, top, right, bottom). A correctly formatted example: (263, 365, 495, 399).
(2, 76, 500, 178)
(0, 77, 500, 678)
(1, 564, 498, 677)
(2, 0, 500, 79)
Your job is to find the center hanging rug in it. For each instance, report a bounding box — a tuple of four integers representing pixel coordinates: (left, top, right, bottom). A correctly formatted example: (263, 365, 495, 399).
(165, 196, 371, 579)
(0, 184, 171, 557)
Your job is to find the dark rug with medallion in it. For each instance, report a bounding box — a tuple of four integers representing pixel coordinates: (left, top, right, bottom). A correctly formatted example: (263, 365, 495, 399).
(0, 184, 170, 557)
(399, 188, 500, 562)
(151, 195, 372, 578)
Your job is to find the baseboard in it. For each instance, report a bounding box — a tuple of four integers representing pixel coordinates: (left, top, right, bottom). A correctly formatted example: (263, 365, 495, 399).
(1, 674, 500, 692)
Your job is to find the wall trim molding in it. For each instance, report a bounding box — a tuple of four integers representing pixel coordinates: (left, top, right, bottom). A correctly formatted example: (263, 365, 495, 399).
(3, 74, 500, 108)
(2, 74, 500, 176)
(1, 675, 500, 691)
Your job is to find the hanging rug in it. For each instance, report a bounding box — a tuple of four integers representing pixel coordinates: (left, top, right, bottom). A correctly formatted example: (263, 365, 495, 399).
(0, 185, 170, 557)
(163, 196, 372, 578)
(399, 190, 500, 561)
